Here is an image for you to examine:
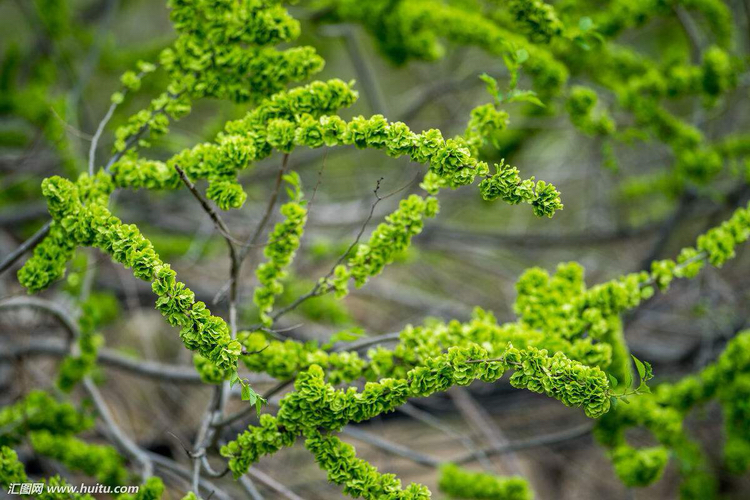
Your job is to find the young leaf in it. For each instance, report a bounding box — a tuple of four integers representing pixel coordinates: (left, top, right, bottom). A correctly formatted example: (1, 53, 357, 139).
(632, 355, 646, 381)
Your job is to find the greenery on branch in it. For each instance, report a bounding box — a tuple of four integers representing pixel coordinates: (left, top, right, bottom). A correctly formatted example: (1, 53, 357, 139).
(0, 0, 748, 499)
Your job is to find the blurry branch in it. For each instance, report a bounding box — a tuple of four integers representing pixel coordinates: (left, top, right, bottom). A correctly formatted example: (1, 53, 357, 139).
(396, 402, 495, 470)
(0, 296, 155, 479)
(673, 6, 703, 63)
(0, 338, 273, 384)
(246, 468, 307, 500)
(454, 423, 594, 464)
(239, 475, 265, 500)
(320, 24, 388, 115)
(343, 421, 593, 470)
(420, 220, 663, 249)
(146, 451, 232, 500)
(0, 296, 78, 341)
(239, 153, 290, 261)
(0, 221, 52, 275)
(340, 426, 441, 467)
(83, 377, 153, 478)
(88, 99, 120, 175)
(638, 191, 696, 271)
(447, 387, 522, 475)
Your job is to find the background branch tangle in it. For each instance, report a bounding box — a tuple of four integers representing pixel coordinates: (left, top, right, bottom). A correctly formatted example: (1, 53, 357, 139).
(0, 0, 749, 499)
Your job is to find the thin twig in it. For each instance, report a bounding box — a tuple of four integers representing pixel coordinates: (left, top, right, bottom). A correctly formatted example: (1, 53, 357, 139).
(269, 175, 414, 324)
(89, 100, 119, 175)
(246, 468, 307, 500)
(240, 153, 290, 261)
(0, 221, 52, 275)
(341, 426, 441, 467)
(83, 378, 154, 478)
(174, 165, 239, 245)
(0, 338, 273, 385)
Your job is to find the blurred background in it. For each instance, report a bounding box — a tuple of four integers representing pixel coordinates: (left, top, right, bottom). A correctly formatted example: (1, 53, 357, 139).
(0, 0, 749, 498)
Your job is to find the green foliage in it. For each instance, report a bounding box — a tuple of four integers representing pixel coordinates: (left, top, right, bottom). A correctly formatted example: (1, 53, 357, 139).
(0, 445, 97, 500)
(29, 431, 129, 486)
(254, 172, 308, 325)
(323, 195, 441, 297)
(595, 330, 750, 498)
(439, 463, 532, 500)
(4, 0, 750, 498)
(221, 343, 610, 476)
(0, 391, 92, 448)
(306, 430, 431, 500)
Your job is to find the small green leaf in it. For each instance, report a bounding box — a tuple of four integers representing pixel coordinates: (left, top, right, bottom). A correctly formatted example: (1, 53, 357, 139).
(479, 73, 501, 101)
(579, 17, 593, 31)
(608, 374, 619, 388)
(632, 355, 646, 381)
(507, 89, 545, 107)
(241, 384, 252, 402)
(229, 371, 240, 388)
(515, 48, 529, 64)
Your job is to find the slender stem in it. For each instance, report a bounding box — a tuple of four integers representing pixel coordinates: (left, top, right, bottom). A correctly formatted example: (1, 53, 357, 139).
(83, 378, 154, 478)
(240, 153, 290, 261)
(246, 468, 307, 500)
(0, 220, 52, 275)
(89, 100, 118, 175)
(0, 338, 274, 384)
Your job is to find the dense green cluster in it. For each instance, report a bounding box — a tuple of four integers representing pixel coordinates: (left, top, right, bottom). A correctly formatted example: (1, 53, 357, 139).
(323, 195, 440, 298)
(323, 0, 569, 96)
(0, 391, 92, 447)
(478, 160, 563, 218)
(306, 430, 431, 500)
(112, 79, 562, 212)
(29, 431, 128, 487)
(17, 174, 242, 374)
(0, 445, 96, 500)
(221, 344, 610, 476)
(254, 173, 308, 324)
(438, 463, 532, 500)
(595, 330, 750, 499)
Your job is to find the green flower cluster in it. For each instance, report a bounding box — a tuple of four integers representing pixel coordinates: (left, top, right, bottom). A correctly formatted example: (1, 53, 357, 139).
(162, 0, 323, 104)
(237, 304, 613, 389)
(305, 430, 431, 500)
(118, 477, 165, 500)
(113, 77, 562, 212)
(610, 445, 669, 487)
(221, 344, 610, 477)
(0, 391, 92, 447)
(508, 0, 565, 44)
(323, 0, 569, 96)
(254, 173, 308, 324)
(438, 463, 532, 500)
(565, 86, 616, 137)
(17, 174, 242, 374)
(238, 331, 367, 384)
(0, 445, 96, 500)
(111, 78, 357, 210)
(478, 160, 564, 218)
(29, 431, 128, 486)
(594, 0, 732, 49)
(322, 195, 440, 298)
(595, 330, 750, 499)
